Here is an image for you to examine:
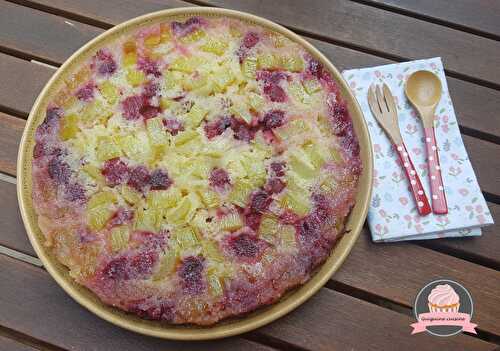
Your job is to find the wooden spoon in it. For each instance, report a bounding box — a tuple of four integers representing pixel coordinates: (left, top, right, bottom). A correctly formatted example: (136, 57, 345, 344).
(405, 71, 448, 214)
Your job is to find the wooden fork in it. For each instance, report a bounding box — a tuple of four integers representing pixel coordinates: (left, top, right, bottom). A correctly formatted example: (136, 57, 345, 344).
(368, 84, 431, 216)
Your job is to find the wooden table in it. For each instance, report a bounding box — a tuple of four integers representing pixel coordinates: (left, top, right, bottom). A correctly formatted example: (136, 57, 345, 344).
(0, 1, 498, 350)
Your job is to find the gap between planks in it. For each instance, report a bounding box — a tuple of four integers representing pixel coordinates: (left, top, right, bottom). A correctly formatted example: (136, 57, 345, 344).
(31, 59, 57, 70)
(327, 280, 500, 345)
(0, 0, 499, 337)
(5, 0, 500, 93)
(0, 28, 499, 146)
(2, 217, 498, 343)
(0, 236, 413, 325)
(0, 78, 498, 268)
(0, 44, 61, 69)
(179, 0, 500, 92)
(1, 0, 500, 145)
(459, 125, 500, 148)
(245, 332, 309, 351)
(0, 246, 43, 267)
(0, 29, 498, 270)
(0, 325, 67, 351)
(418, 239, 500, 272)
(349, 0, 500, 42)
(1, 126, 498, 269)
(4, 249, 497, 350)
(5, 0, 128, 30)
(0, 171, 16, 184)
(1, 174, 499, 344)
(0, 253, 286, 351)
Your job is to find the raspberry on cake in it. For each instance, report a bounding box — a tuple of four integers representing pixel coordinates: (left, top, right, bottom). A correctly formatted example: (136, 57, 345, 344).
(31, 16, 361, 326)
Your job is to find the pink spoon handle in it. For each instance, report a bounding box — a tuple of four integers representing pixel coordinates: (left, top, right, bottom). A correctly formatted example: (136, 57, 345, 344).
(396, 143, 432, 216)
(424, 127, 448, 214)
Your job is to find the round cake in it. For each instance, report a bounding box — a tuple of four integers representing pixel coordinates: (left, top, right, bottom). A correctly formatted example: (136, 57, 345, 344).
(31, 16, 361, 325)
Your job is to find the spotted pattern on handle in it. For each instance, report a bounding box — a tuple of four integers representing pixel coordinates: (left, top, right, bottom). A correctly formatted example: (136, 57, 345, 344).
(396, 143, 432, 216)
(424, 127, 448, 214)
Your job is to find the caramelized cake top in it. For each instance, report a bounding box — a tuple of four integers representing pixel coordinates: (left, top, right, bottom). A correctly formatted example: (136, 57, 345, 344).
(32, 16, 361, 325)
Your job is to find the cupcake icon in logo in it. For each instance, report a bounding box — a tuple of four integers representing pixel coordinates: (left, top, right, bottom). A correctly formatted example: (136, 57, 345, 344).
(411, 279, 477, 336)
(427, 284, 460, 313)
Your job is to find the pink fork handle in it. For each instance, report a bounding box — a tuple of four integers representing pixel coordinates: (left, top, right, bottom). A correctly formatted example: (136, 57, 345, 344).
(424, 127, 448, 214)
(396, 143, 432, 216)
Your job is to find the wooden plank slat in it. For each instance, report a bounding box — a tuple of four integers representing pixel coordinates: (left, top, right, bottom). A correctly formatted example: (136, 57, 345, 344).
(0, 53, 55, 116)
(196, 0, 500, 87)
(306, 39, 500, 140)
(4, 113, 500, 262)
(0, 0, 498, 346)
(9, 58, 499, 143)
(359, 0, 500, 40)
(2, 110, 499, 194)
(336, 230, 500, 336)
(259, 289, 496, 351)
(0, 258, 274, 351)
(462, 136, 500, 195)
(1, 116, 499, 197)
(1, 177, 499, 336)
(0, 180, 36, 256)
(10, 0, 191, 27)
(6, 178, 496, 280)
(0, 1, 102, 65)
(446, 78, 500, 140)
(1, 12, 500, 139)
(423, 202, 500, 268)
(0, 112, 23, 176)
(0, 244, 42, 267)
(0, 335, 39, 351)
(1, 47, 500, 147)
(7, 155, 500, 268)
(0, 0, 188, 66)
(0, 253, 496, 351)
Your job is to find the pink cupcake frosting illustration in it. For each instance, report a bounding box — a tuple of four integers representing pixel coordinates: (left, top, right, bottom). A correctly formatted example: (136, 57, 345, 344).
(427, 284, 460, 313)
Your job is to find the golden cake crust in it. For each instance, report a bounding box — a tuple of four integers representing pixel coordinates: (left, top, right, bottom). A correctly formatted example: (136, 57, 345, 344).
(31, 16, 361, 325)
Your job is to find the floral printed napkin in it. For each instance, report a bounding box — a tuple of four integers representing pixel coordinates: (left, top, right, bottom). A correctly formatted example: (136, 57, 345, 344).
(342, 57, 493, 242)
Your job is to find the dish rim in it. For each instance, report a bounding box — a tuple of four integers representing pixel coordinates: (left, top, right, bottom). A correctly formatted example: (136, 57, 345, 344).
(17, 6, 373, 340)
